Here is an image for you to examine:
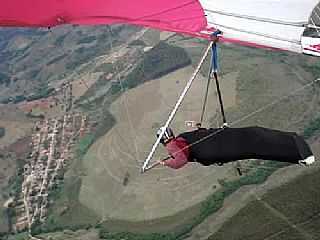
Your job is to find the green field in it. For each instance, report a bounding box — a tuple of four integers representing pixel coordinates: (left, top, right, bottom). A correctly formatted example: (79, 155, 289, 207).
(208, 165, 320, 240)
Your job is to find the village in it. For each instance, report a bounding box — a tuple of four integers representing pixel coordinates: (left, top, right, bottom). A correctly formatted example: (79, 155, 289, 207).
(13, 113, 87, 233)
(7, 80, 88, 233)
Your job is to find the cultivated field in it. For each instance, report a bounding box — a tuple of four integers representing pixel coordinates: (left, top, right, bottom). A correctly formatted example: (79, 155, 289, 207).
(0, 105, 34, 148)
(0, 105, 34, 233)
(207, 138, 320, 240)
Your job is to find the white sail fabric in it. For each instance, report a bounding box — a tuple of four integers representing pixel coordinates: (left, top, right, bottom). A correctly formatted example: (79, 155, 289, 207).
(200, 0, 320, 55)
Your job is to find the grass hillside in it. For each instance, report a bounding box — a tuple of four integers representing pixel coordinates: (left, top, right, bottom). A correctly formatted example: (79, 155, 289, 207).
(208, 165, 320, 240)
(0, 25, 140, 103)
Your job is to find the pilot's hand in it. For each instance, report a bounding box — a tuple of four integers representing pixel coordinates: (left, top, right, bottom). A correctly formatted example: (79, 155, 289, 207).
(159, 160, 166, 166)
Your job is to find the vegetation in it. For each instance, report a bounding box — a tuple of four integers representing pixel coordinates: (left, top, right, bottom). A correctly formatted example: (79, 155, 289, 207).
(0, 72, 10, 86)
(7, 163, 24, 199)
(128, 42, 190, 86)
(66, 45, 110, 70)
(64, 29, 125, 71)
(129, 39, 146, 46)
(0, 85, 54, 104)
(77, 36, 97, 44)
(99, 229, 175, 240)
(0, 127, 5, 138)
(54, 34, 67, 47)
(94, 63, 113, 73)
(30, 132, 103, 235)
(26, 87, 55, 102)
(12, 95, 26, 104)
(7, 232, 29, 240)
(26, 112, 45, 120)
(27, 69, 41, 80)
(77, 134, 95, 157)
(31, 177, 98, 235)
(303, 115, 320, 138)
(206, 121, 320, 240)
(301, 59, 320, 76)
(46, 54, 68, 66)
(109, 41, 191, 95)
(209, 165, 320, 240)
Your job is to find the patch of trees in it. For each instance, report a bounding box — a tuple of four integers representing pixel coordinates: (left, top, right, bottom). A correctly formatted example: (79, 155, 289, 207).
(129, 39, 146, 46)
(14, 95, 27, 103)
(64, 26, 139, 71)
(303, 64, 320, 77)
(26, 112, 45, 119)
(0, 72, 10, 87)
(98, 230, 175, 240)
(0, 87, 55, 104)
(47, 54, 68, 66)
(66, 46, 109, 70)
(31, 222, 95, 236)
(27, 69, 41, 80)
(304, 116, 320, 138)
(0, 127, 5, 138)
(7, 165, 25, 199)
(94, 63, 113, 73)
(54, 34, 67, 47)
(109, 41, 191, 95)
(77, 36, 97, 44)
(26, 87, 55, 102)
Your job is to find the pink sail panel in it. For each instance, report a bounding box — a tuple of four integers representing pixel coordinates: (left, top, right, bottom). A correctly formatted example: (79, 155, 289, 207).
(0, 0, 207, 36)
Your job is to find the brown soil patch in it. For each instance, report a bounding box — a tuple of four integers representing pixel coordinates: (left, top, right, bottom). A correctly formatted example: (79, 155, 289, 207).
(0, 105, 33, 148)
(7, 136, 32, 158)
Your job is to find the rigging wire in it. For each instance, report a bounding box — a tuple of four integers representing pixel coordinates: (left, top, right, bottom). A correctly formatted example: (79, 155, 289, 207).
(199, 59, 213, 126)
(107, 26, 141, 166)
(144, 77, 320, 172)
(213, 71, 227, 125)
(142, 41, 214, 172)
(310, 18, 320, 35)
(310, 3, 320, 34)
(199, 39, 227, 128)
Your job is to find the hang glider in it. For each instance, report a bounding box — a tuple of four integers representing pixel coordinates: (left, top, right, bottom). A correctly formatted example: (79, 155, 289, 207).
(1, 0, 320, 56)
(1, 0, 319, 172)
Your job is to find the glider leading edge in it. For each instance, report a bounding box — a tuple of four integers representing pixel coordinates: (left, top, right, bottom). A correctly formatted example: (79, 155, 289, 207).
(1, 0, 320, 55)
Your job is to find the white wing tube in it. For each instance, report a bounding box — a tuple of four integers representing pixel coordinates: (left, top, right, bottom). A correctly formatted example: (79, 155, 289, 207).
(141, 41, 213, 173)
(200, 0, 320, 55)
